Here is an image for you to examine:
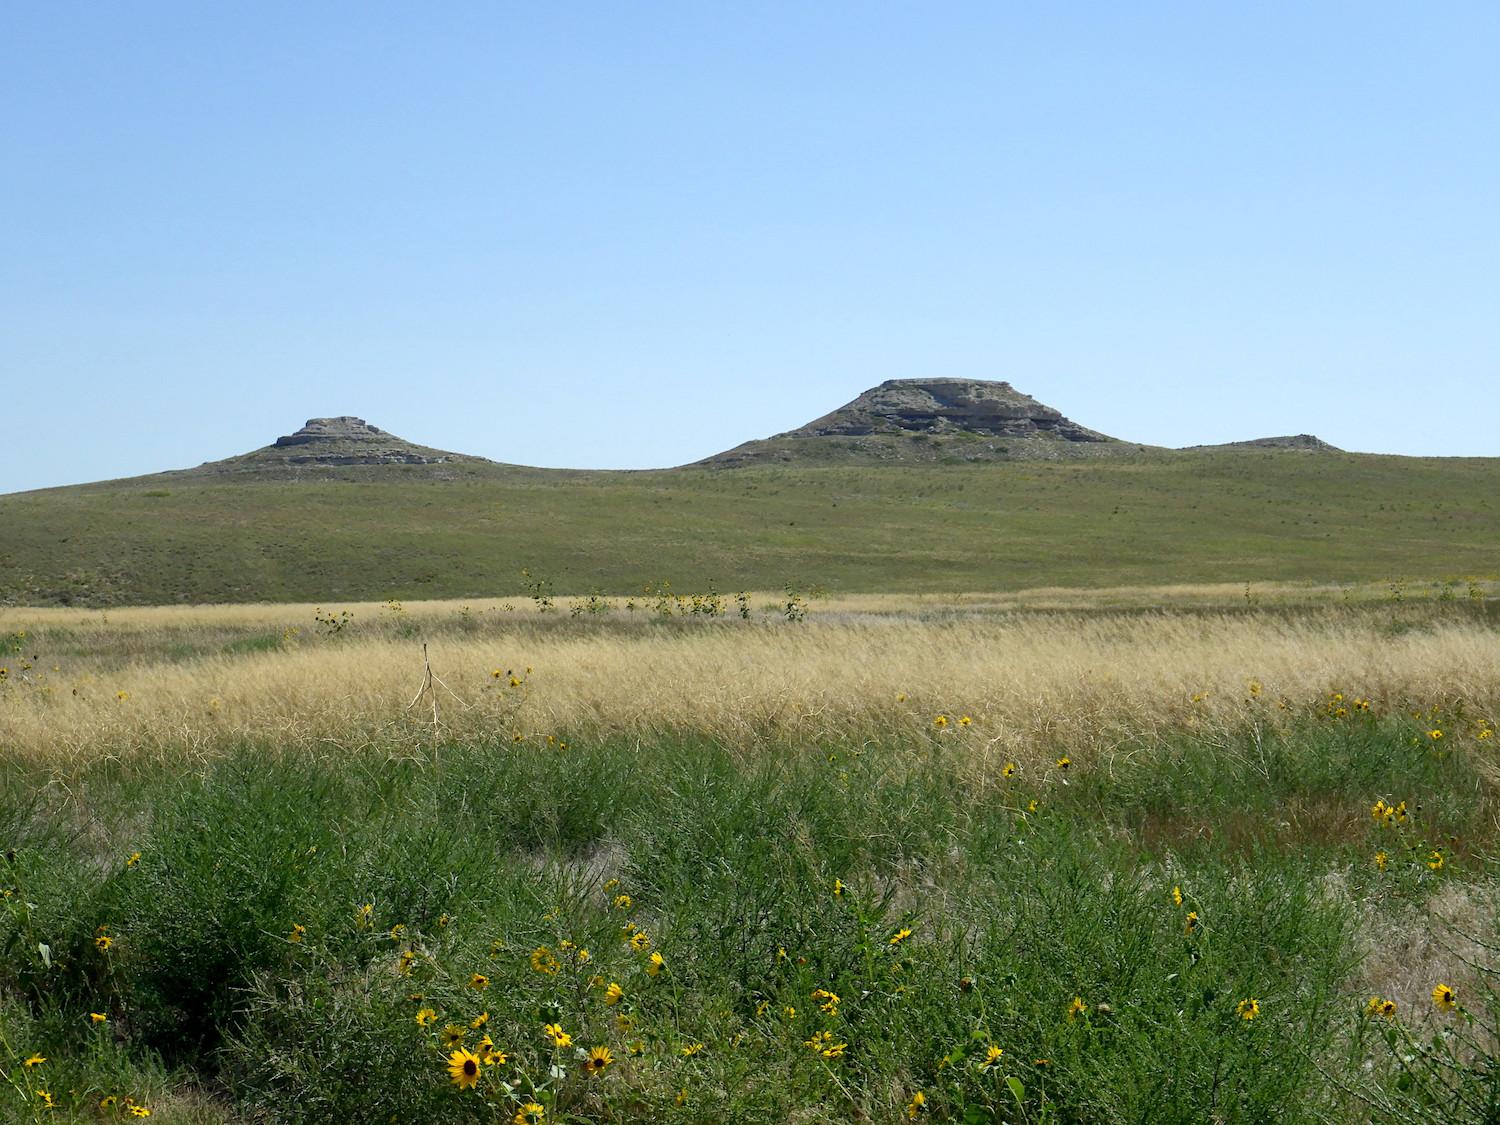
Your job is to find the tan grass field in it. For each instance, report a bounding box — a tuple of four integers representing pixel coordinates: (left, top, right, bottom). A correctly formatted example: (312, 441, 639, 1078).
(2, 586, 1495, 766)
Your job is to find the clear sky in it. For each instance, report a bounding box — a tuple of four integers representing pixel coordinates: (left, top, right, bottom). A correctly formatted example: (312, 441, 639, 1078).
(4, 3, 1498, 493)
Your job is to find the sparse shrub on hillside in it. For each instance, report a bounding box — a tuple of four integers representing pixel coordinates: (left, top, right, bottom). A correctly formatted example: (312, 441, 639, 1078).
(520, 569, 555, 614)
(783, 584, 807, 622)
(688, 586, 725, 617)
(569, 590, 611, 619)
(313, 607, 353, 636)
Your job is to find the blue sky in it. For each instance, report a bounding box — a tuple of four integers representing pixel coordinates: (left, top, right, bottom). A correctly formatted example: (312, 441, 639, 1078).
(4, 3, 1498, 492)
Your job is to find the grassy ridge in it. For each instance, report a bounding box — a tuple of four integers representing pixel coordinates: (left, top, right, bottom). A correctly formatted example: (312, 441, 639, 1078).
(2, 450, 1498, 605)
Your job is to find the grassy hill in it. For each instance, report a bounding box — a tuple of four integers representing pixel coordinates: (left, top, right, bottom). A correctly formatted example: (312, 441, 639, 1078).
(2, 449, 1497, 606)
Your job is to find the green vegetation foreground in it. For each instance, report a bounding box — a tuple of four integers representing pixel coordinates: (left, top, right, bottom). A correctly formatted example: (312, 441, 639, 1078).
(3, 600, 1499, 1121)
(5, 712, 1500, 1121)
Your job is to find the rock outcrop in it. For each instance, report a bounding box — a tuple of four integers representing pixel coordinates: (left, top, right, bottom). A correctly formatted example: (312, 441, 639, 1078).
(1187, 434, 1342, 453)
(791, 379, 1116, 443)
(267, 417, 454, 465)
(184, 417, 487, 478)
(701, 378, 1130, 465)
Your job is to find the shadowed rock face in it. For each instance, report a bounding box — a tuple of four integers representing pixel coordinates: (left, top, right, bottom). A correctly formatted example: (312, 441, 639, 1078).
(791, 379, 1116, 442)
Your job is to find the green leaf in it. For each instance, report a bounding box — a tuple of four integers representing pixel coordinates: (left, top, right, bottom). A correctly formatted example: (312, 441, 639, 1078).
(1007, 1075, 1026, 1105)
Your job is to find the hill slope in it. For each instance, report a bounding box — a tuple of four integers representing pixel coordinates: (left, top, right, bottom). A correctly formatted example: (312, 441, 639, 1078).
(2, 449, 1496, 605)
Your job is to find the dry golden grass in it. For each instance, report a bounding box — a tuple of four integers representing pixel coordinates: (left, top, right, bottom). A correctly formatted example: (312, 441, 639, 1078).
(1, 592, 1496, 765)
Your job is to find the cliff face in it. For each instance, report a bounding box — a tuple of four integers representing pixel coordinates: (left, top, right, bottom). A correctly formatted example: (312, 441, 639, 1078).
(790, 379, 1116, 443)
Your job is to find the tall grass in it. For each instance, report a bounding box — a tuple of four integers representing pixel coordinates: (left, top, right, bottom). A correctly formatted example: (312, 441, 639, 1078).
(0, 598, 1495, 765)
(1, 598, 1498, 1120)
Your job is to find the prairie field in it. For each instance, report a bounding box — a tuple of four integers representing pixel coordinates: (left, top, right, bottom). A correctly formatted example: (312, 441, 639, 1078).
(2, 588, 1500, 1122)
(5, 450, 1500, 607)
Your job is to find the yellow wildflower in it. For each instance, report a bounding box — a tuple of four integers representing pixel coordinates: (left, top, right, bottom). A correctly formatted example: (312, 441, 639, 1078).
(446, 1048, 481, 1090)
(1433, 983, 1457, 1012)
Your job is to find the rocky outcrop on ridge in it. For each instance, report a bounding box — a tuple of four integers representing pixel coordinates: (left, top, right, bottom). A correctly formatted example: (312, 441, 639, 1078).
(1187, 434, 1342, 453)
(701, 378, 1132, 465)
(790, 379, 1117, 443)
(183, 417, 486, 478)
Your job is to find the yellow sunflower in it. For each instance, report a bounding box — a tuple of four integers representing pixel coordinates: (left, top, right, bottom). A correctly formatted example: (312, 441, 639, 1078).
(445, 1048, 482, 1090)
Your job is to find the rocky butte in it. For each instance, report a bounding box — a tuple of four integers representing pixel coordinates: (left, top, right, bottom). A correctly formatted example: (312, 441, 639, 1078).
(145, 386, 1337, 482)
(178, 416, 488, 480)
(701, 378, 1137, 465)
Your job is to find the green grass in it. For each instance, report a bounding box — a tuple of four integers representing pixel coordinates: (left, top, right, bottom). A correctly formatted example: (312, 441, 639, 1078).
(2, 450, 1497, 605)
(2, 715, 1497, 1122)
